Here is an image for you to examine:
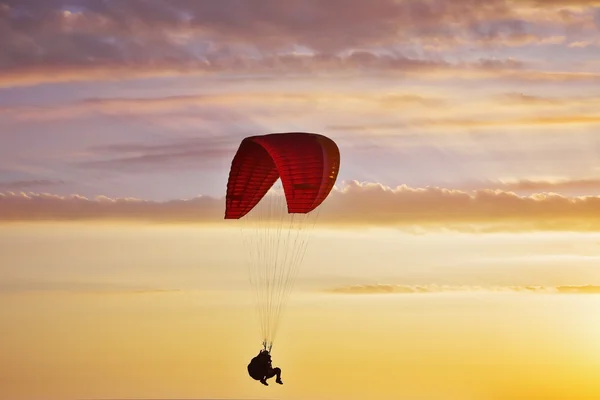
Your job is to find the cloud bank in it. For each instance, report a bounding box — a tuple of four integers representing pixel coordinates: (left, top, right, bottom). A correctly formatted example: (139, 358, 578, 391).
(3, 181, 600, 232)
(1, 0, 599, 87)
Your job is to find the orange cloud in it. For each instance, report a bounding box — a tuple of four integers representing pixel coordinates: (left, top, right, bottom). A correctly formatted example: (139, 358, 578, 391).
(0, 64, 208, 90)
(1, 52, 598, 88)
(494, 92, 567, 105)
(7, 88, 599, 136)
(327, 283, 600, 294)
(0, 91, 449, 124)
(329, 113, 600, 132)
(3, 181, 600, 232)
(416, 114, 600, 128)
(485, 178, 600, 193)
(0, 192, 222, 223)
(519, 0, 600, 7)
(319, 181, 600, 231)
(0, 53, 526, 88)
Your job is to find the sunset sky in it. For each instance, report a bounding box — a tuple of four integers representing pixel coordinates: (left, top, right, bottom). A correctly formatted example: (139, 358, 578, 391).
(2, 1, 600, 399)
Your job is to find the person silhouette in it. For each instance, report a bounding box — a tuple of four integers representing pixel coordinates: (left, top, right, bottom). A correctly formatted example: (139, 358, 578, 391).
(247, 349, 283, 386)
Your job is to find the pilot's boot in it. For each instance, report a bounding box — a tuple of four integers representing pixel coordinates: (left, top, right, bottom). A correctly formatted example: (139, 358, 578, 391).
(260, 378, 268, 386)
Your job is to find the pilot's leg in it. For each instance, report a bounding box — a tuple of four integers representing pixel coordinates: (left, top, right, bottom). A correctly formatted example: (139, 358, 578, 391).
(265, 367, 283, 384)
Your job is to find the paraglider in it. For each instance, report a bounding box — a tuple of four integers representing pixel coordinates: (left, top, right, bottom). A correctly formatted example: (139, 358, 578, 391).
(224, 132, 340, 384)
(247, 349, 283, 386)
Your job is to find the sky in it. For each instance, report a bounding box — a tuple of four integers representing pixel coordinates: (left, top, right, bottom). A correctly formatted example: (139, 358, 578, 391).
(2, 1, 600, 399)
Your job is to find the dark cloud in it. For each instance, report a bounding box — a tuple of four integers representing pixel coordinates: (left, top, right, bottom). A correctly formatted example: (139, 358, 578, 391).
(2, 0, 512, 55)
(0, 0, 595, 86)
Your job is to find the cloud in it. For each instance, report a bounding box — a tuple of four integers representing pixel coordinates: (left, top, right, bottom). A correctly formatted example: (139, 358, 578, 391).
(0, 1, 510, 58)
(329, 113, 600, 132)
(476, 178, 600, 194)
(437, 115, 600, 128)
(495, 92, 567, 105)
(0, 179, 66, 190)
(0, 279, 181, 295)
(0, 51, 536, 88)
(4, 181, 600, 232)
(81, 91, 447, 111)
(0, 91, 447, 123)
(0, 192, 223, 223)
(1, 0, 598, 87)
(326, 283, 600, 294)
(523, 0, 600, 7)
(2, 0, 593, 53)
(6, 90, 600, 144)
(77, 135, 241, 172)
(2, 50, 599, 88)
(9, 89, 589, 136)
(318, 181, 600, 231)
(568, 40, 597, 48)
(482, 93, 600, 116)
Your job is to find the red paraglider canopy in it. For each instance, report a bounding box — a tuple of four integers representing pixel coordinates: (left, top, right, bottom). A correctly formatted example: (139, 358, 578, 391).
(225, 132, 340, 219)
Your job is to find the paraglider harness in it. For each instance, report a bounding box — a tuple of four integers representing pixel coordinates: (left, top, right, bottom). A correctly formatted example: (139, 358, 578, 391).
(247, 341, 273, 381)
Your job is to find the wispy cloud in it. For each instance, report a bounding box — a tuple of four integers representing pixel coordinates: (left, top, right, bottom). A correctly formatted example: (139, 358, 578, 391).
(0, 279, 181, 295)
(329, 114, 600, 132)
(77, 135, 240, 172)
(5, 89, 600, 134)
(0, 53, 538, 88)
(327, 283, 600, 294)
(471, 178, 600, 194)
(494, 92, 586, 106)
(0, 179, 66, 191)
(0, 91, 446, 123)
